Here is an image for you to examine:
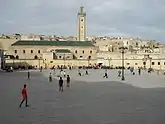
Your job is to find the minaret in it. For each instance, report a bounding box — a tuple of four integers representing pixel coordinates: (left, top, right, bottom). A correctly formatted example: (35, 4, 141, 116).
(77, 6, 86, 41)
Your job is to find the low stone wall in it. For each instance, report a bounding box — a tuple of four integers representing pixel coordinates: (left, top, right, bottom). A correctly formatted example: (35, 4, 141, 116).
(5, 59, 97, 67)
(5, 59, 165, 70)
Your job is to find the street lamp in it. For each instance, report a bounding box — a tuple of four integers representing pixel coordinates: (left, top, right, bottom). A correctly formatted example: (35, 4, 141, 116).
(149, 57, 152, 69)
(108, 57, 112, 67)
(63, 53, 66, 68)
(119, 46, 127, 81)
(142, 58, 147, 69)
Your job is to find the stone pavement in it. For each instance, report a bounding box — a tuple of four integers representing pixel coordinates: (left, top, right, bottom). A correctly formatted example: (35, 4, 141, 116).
(0, 70, 165, 124)
(43, 69, 165, 88)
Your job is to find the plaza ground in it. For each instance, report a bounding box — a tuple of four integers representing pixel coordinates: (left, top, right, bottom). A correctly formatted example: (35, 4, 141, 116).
(1, 69, 165, 124)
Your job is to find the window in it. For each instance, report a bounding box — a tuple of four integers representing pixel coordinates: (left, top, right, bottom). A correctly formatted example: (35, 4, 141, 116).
(80, 56, 82, 58)
(38, 50, 40, 53)
(81, 26, 83, 28)
(127, 63, 130, 65)
(34, 55, 38, 59)
(82, 50, 84, 54)
(135, 63, 138, 65)
(23, 50, 25, 54)
(81, 19, 83, 21)
(31, 50, 33, 53)
(16, 55, 19, 59)
(88, 56, 91, 59)
(75, 50, 77, 53)
(14, 50, 17, 54)
(90, 50, 92, 54)
(164, 62, 165, 65)
(59, 56, 61, 59)
(143, 62, 146, 65)
(152, 62, 155, 65)
(158, 62, 160, 65)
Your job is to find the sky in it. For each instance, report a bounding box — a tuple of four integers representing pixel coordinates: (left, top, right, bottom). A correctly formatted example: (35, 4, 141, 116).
(1, 0, 165, 42)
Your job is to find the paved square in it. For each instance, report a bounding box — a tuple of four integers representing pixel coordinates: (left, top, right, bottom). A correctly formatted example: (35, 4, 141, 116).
(1, 69, 165, 124)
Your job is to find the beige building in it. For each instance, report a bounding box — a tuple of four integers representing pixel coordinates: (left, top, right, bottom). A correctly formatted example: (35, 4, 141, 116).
(6, 40, 97, 67)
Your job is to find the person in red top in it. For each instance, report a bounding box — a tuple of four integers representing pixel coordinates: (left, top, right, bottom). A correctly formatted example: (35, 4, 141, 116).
(19, 84, 29, 107)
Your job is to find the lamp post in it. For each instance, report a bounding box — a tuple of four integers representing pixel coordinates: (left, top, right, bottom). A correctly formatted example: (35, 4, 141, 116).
(12, 55, 15, 68)
(142, 58, 147, 69)
(108, 57, 112, 67)
(39, 57, 42, 69)
(119, 46, 127, 81)
(149, 57, 152, 69)
(63, 53, 66, 67)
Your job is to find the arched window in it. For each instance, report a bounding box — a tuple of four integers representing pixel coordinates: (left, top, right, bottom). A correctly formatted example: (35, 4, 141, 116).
(88, 56, 91, 60)
(16, 55, 19, 59)
(34, 55, 38, 59)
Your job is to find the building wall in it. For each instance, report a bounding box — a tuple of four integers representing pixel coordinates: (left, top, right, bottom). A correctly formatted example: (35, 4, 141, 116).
(0, 39, 17, 50)
(7, 45, 97, 60)
(5, 59, 97, 67)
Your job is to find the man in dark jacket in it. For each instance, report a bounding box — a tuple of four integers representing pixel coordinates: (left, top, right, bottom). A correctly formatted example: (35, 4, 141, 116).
(59, 77, 64, 92)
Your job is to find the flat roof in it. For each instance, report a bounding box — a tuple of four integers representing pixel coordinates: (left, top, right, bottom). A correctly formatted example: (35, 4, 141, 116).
(55, 49, 71, 53)
(11, 40, 95, 47)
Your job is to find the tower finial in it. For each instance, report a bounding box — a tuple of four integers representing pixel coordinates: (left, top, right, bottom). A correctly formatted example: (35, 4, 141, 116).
(80, 5, 84, 13)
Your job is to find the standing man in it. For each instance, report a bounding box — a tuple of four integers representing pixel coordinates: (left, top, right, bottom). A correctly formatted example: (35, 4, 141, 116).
(49, 73, 52, 82)
(138, 67, 141, 75)
(59, 77, 64, 92)
(66, 75, 70, 87)
(27, 71, 30, 79)
(64, 71, 66, 78)
(103, 69, 108, 78)
(19, 84, 29, 108)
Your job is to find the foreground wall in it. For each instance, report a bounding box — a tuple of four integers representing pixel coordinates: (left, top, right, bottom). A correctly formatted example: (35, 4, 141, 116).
(5, 59, 165, 70)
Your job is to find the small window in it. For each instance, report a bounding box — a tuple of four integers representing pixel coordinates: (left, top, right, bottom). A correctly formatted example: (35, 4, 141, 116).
(75, 50, 77, 53)
(16, 55, 19, 59)
(31, 50, 33, 53)
(164, 62, 165, 65)
(50, 61, 53, 63)
(80, 56, 82, 58)
(135, 63, 138, 65)
(59, 56, 61, 59)
(158, 62, 160, 65)
(81, 19, 83, 21)
(90, 50, 92, 54)
(82, 50, 84, 54)
(143, 62, 146, 65)
(14, 50, 17, 54)
(34, 55, 38, 59)
(81, 26, 83, 28)
(38, 50, 40, 53)
(23, 50, 25, 53)
(127, 63, 130, 65)
(152, 62, 155, 65)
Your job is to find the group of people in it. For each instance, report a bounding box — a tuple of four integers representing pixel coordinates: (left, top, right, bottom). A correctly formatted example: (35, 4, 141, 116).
(19, 70, 71, 108)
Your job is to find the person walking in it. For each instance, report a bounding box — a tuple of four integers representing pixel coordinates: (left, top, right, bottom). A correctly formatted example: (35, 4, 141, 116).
(59, 77, 64, 92)
(27, 71, 30, 79)
(138, 67, 141, 75)
(49, 73, 52, 82)
(66, 75, 70, 87)
(19, 84, 29, 108)
(103, 69, 108, 78)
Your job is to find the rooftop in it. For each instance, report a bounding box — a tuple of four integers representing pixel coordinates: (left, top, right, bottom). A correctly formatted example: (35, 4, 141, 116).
(55, 49, 71, 53)
(11, 40, 94, 47)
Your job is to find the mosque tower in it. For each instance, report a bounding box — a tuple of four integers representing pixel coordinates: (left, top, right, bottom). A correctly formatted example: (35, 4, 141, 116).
(77, 6, 86, 41)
